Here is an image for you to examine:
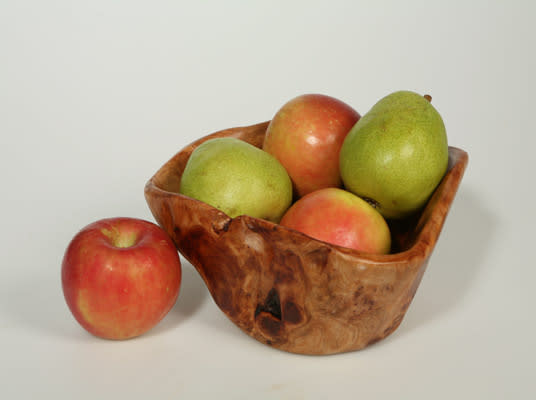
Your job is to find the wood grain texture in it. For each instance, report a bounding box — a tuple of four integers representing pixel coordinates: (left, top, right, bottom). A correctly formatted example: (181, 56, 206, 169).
(144, 121, 468, 355)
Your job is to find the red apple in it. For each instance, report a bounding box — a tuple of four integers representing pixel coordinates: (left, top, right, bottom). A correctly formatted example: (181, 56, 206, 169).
(61, 217, 182, 340)
(263, 94, 360, 197)
(280, 188, 391, 254)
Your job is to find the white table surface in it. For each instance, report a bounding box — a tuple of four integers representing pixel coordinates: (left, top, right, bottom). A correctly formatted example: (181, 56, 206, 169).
(2, 1, 535, 399)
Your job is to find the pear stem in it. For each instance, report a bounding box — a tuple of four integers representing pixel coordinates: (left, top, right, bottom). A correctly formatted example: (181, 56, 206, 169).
(424, 94, 432, 102)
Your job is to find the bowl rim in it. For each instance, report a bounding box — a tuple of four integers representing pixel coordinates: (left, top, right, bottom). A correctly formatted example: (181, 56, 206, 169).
(145, 121, 469, 266)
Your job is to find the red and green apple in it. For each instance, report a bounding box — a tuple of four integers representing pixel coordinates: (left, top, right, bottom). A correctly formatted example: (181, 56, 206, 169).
(263, 94, 360, 198)
(280, 188, 391, 254)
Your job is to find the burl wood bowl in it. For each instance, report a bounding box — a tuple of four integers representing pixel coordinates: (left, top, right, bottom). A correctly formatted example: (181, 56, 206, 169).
(144, 121, 468, 355)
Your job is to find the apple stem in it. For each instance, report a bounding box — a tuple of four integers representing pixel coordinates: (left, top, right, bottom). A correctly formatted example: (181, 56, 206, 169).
(424, 94, 432, 103)
(101, 227, 138, 248)
(362, 196, 380, 210)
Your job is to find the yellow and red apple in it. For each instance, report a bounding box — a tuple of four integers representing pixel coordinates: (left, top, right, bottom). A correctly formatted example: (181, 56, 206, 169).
(263, 94, 360, 198)
(280, 188, 391, 254)
(61, 217, 182, 340)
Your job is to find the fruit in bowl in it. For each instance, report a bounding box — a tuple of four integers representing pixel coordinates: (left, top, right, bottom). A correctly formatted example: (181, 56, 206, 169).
(144, 120, 468, 354)
(340, 91, 449, 219)
(263, 94, 360, 198)
(179, 137, 292, 223)
(280, 187, 391, 255)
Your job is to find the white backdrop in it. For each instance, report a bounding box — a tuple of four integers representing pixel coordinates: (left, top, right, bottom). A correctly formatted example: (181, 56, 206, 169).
(1, 1, 535, 399)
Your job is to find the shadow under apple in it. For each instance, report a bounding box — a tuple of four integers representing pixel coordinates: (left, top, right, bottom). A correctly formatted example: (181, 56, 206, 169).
(2, 257, 209, 341)
(144, 261, 209, 337)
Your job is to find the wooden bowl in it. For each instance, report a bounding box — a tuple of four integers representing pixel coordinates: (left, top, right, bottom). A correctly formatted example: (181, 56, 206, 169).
(144, 121, 468, 355)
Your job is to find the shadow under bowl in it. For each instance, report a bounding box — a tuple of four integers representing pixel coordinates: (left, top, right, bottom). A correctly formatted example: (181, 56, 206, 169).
(144, 121, 468, 355)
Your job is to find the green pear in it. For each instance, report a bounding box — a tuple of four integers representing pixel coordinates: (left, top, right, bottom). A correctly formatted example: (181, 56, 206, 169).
(179, 137, 293, 222)
(339, 91, 449, 219)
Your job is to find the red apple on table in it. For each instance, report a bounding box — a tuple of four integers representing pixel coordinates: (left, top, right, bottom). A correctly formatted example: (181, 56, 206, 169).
(280, 188, 391, 254)
(263, 94, 360, 198)
(62, 217, 182, 340)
